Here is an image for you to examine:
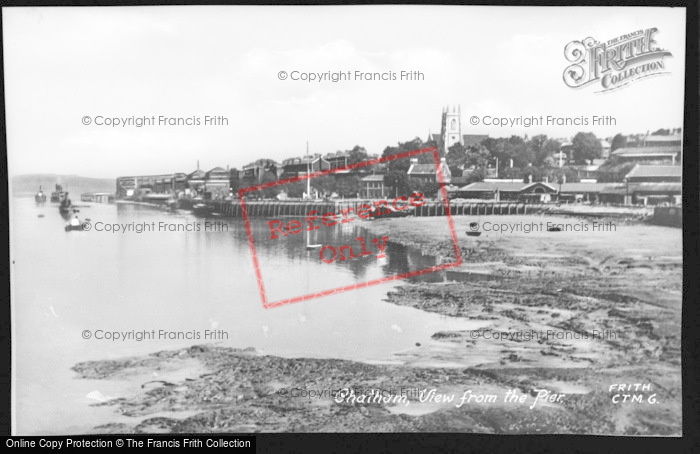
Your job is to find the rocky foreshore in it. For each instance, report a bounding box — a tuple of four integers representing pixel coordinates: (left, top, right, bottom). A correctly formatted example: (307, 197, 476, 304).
(72, 215, 682, 435)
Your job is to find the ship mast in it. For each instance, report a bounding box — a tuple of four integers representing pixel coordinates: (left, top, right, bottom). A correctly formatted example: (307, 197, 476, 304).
(306, 141, 311, 200)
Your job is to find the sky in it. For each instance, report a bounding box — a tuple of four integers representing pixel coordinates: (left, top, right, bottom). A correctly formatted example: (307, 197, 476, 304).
(3, 5, 686, 178)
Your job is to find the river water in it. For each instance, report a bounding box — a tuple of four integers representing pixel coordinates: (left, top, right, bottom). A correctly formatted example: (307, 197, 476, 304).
(11, 198, 483, 435)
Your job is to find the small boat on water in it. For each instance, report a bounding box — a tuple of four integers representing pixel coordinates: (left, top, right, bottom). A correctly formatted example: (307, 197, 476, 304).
(58, 192, 80, 220)
(547, 226, 562, 232)
(367, 204, 415, 220)
(50, 184, 64, 203)
(466, 222, 482, 236)
(35, 186, 47, 205)
(64, 214, 83, 232)
(192, 203, 213, 217)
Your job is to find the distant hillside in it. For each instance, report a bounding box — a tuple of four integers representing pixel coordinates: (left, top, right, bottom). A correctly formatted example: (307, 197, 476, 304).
(12, 174, 115, 197)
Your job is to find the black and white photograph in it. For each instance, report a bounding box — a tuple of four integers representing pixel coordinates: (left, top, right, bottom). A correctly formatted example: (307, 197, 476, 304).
(3, 3, 691, 442)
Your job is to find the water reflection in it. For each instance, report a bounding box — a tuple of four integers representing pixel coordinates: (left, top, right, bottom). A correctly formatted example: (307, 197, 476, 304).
(14, 199, 485, 435)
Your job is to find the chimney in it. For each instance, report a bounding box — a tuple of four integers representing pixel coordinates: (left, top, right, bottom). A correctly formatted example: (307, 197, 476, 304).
(563, 175, 567, 184)
(528, 174, 533, 183)
(544, 176, 548, 183)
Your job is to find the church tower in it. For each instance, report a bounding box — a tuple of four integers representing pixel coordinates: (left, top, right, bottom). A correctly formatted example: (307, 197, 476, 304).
(440, 105, 462, 154)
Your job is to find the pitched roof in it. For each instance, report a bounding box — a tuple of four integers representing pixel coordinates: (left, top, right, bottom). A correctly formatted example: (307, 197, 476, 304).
(188, 170, 206, 179)
(243, 159, 279, 169)
(462, 134, 488, 147)
(408, 164, 439, 175)
(612, 146, 681, 156)
(631, 183, 682, 193)
(625, 165, 682, 179)
(600, 183, 681, 195)
(559, 183, 612, 193)
(449, 175, 471, 186)
(460, 181, 527, 192)
(324, 151, 350, 158)
(644, 134, 682, 143)
(428, 133, 442, 143)
(521, 182, 557, 192)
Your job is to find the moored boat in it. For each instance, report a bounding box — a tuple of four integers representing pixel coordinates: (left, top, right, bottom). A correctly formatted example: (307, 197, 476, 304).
(35, 186, 47, 205)
(367, 204, 415, 220)
(466, 222, 482, 236)
(50, 184, 64, 203)
(192, 203, 213, 217)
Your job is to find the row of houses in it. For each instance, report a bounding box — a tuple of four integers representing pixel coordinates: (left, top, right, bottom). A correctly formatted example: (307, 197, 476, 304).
(445, 165, 681, 206)
(116, 152, 452, 200)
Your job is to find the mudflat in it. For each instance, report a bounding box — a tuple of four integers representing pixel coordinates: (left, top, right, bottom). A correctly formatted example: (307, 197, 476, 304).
(72, 215, 682, 435)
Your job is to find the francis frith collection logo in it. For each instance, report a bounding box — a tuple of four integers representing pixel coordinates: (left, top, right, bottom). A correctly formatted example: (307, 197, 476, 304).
(563, 27, 672, 93)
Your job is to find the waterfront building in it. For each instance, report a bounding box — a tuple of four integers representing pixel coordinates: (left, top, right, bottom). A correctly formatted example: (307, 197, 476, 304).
(624, 164, 682, 183)
(280, 155, 330, 179)
(599, 183, 681, 206)
(360, 174, 386, 198)
(557, 182, 610, 203)
(154, 173, 188, 194)
(116, 174, 177, 199)
(641, 134, 682, 147)
(406, 158, 452, 184)
(80, 192, 114, 203)
(324, 151, 350, 170)
(611, 146, 680, 163)
(204, 167, 231, 199)
(453, 180, 557, 202)
(186, 169, 207, 196)
(241, 159, 281, 185)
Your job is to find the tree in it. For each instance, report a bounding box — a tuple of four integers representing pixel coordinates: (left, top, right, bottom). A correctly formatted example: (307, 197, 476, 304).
(466, 145, 491, 169)
(463, 167, 487, 184)
(500, 167, 522, 180)
(283, 180, 306, 198)
(540, 139, 561, 167)
(383, 137, 428, 171)
(383, 170, 411, 197)
(334, 176, 361, 198)
(651, 128, 671, 136)
(260, 172, 280, 199)
(346, 145, 369, 165)
(310, 175, 335, 196)
(571, 132, 602, 165)
(527, 134, 548, 167)
(411, 181, 442, 199)
(446, 143, 468, 174)
(527, 135, 558, 167)
(610, 133, 627, 152)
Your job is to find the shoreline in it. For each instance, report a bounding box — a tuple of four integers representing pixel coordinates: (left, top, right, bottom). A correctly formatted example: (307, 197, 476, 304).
(70, 214, 682, 435)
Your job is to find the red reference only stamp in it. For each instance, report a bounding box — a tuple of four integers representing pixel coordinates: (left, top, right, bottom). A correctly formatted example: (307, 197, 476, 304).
(240, 146, 462, 309)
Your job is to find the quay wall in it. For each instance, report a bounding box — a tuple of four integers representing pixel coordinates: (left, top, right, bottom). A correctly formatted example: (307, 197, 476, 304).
(197, 200, 551, 218)
(127, 197, 658, 220)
